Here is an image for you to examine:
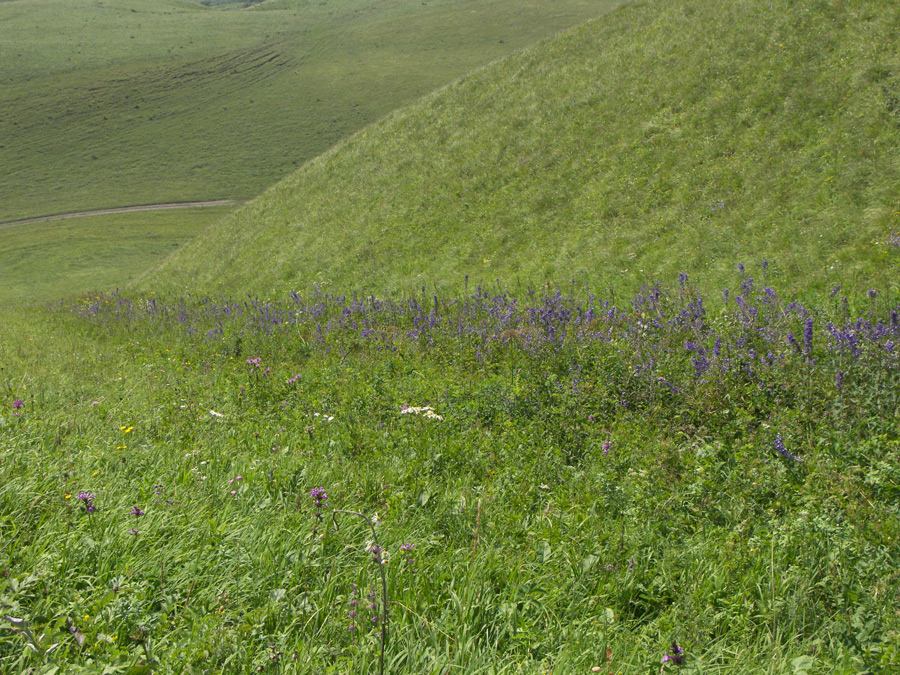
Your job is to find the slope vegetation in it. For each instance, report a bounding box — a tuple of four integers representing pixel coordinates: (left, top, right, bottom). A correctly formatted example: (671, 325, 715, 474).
(145, 0, 900, 298)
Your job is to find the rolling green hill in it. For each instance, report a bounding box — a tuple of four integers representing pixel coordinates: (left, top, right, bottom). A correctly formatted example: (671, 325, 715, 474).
(144, 0, 900, 299)
(0, 0, 623, 222)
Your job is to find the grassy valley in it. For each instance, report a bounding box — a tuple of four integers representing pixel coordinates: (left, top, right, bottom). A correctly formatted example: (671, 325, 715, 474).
(0, 207, 231, 307)
(0, 0, 623, 222)
(0, 0, 623, 303)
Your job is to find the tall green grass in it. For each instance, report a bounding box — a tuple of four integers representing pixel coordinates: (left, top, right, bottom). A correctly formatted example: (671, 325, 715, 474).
(145, 0, 900, 300)
(1, 277, 898, 672)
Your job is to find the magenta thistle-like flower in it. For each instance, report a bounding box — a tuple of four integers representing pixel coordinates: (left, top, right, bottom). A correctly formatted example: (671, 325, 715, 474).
(309, 487, 329, 509)
(76, 491, 96, 514)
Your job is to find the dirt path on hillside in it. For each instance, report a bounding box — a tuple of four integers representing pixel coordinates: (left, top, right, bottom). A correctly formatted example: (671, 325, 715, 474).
(0, 200, 238, 229)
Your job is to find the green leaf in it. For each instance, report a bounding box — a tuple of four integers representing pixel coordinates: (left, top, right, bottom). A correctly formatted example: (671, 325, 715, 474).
(791, 655, 815, 675)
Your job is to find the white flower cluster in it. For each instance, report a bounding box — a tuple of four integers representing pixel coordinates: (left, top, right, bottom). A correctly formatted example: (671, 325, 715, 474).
(400, 405, 443, 421)
(313, 412, 335, 422)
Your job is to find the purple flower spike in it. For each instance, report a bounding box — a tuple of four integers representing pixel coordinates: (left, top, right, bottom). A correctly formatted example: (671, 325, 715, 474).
(130, 506, 145, 517)
(774, 433, 801, 462)
(662, 640, 684, 665)
(803, 317, 814, 356)
(12, 399, 24, 410)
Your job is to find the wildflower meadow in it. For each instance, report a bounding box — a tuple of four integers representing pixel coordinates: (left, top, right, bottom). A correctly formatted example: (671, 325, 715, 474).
(1, 267, 898, 673)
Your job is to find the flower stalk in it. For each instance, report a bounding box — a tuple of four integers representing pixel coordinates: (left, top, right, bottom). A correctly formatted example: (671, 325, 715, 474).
(332, 509, 389, 675)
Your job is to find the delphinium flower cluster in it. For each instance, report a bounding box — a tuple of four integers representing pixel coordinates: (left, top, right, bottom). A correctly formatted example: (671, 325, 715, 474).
(70, 271, 900, 431)
(129, 505, 144, 534)
(346, 584, 384, 633)
(400, 543, 416, 572)
(773, 433, 802, 462)
(886, 229, 900, 249)
(247, 357, 270, 378)
(367, 586, 380, 626)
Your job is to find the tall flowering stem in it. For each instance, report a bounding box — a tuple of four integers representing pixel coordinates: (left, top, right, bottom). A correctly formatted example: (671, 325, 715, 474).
(332, 509, 389, 675)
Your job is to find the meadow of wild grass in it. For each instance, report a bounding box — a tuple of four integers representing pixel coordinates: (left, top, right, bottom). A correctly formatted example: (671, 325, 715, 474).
(3, 0, 900, 672)
(2, 268, 899, 673)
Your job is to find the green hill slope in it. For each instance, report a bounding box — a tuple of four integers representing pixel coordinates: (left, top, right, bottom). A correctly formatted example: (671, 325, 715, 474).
(0, 0, 622, 222)
(144, 0, 900, 298)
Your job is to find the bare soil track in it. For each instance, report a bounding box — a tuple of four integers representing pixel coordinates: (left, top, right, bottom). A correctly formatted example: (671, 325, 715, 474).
(0, 200, 237, 229)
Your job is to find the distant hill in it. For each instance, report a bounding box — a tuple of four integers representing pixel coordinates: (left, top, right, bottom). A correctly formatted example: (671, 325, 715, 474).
(143, 0, 900, 299)
(0, 0, 621, 221)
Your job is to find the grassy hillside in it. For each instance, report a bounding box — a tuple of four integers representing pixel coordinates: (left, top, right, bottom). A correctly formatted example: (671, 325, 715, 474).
(145, 0, 900, 299)
(0, 0, 623, 222)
